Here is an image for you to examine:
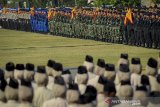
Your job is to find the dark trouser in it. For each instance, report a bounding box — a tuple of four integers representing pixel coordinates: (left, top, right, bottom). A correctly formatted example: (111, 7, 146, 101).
(124, 28, 128, 44)
(143, 28, 149, 47)
(158, 30, 160, 48)
(135, 30, 140, 46)
(146, 31, 153, 48)
(0, 19, 2, 27)
(140, 30, 145, 47)
(128, 29, 134, 45)
(152, 28, 159, 48)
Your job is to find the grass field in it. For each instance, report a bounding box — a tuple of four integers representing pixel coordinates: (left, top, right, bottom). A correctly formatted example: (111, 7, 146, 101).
(0, 29, 159, 69)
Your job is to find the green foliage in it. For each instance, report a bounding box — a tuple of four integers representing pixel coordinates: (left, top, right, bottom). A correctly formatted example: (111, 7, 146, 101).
(92, 0, 141, 7)
(92, 0, 102, 7)
(152, 0, 160, 4)
(63, 0, 75, 7)
(40, 0, 48, 8)
(76, 0, 88, 7)
(28, 0, 48, 8)
(0, 0, 7, 7)
(92, 0, 117, 7)
(3, 0, 159, 8)
(110, 0, 117, 5)
(119, 0, 141, 6)
(4, 0, 48, 8)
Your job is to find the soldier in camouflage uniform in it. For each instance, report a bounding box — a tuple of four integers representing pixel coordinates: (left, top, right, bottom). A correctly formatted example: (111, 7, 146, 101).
(2, 7, 159, 49)
(119, 11, 125, 44)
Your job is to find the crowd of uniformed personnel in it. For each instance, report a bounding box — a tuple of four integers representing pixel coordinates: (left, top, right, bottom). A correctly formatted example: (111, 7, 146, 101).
(127, 7, 160, 49)
(0, 6, 160, 49)
(49, 7, 123, 43)
(30, 9, 49, 33)
(48, 6, 160, 49)
(0, 8, 31, 31)
(0, 54, 160, 107)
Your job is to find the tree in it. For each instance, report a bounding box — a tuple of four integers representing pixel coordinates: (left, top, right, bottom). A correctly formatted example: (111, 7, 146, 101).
(117, 0, 141, 7)
(92, 0, 112, 7)
(36, 0, 48, 8)
(63, 0, 75, 7)
(152, 0, 160, 4)
(2, 0, 148, 8)
(6, 0, 20, 8)
(0, 0, 7, 7)
(92, 0, 122, 7)
(76, 0, 88, 7)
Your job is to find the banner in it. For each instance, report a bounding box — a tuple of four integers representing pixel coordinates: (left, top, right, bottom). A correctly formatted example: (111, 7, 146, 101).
(124, 8, 133, 26)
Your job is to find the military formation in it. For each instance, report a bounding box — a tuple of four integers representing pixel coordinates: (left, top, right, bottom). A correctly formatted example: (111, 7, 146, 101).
(0, 7, 160, 49)
(48, 7, 160, 49)
(0, 54, 160, 107)
(125, 7, 160, 49)
(31, 9, 48, 33)
(0, 8, 31, 31)
(49, 7, 122, 43)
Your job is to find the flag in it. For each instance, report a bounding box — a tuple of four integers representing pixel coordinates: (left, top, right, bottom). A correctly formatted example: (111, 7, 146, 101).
(127, 8, 133, 24)
(2, 7, 7, 14)
(18, 6, 20, 14)
(30, 6, 35, 16)
(124, 8, 133, 26)
(124, 17, 127, 27)
(71, 7, 76, 19)
(48, 8, 52, 20)
(53, 9, 56, 17)
(93, 8, 99, 21)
